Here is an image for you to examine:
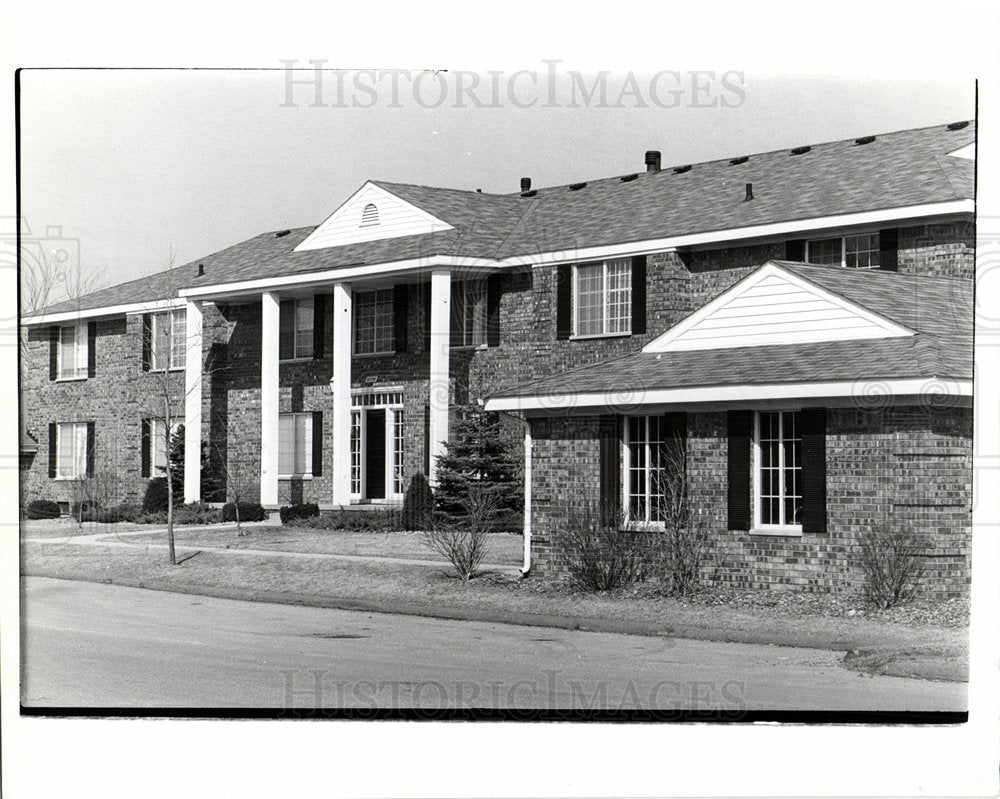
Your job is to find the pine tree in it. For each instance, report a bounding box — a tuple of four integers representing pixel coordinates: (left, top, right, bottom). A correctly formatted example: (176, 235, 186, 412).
(433, 404, 522, 531)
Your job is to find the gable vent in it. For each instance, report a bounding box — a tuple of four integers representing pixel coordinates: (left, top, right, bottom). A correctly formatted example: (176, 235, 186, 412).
(569, 182, 587, 191)
(947, 120, 969, 131)
(274, 229, 290, 238)
(619, 173, 639, 182)
(854, 135, 876, 145)
(360, 203, 380, 227)
(790, 145, 811, 155)
(729, 156, 749, 165)
(673, 164, 692, 174)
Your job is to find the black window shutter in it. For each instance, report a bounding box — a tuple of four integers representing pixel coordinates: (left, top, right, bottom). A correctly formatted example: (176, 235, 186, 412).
(85, 422, 96, 478)
(598, 415, 620, 527)
(87, 321, 97, 378)
(48, 422, 57, 478)
(422, 282, 431, 352)
(727, 410, 752, 530)
(49, 326, 58, 381)
(393, 285, 408, 353)
(486, 275, 501, 347)
(279, 300, 294, 360)
(800, 407, 828, 534)
(140, 419, 151, 478)
(661, 411, 687, 467)
(312, 294, 326, 359)
(879, 228, 898, 272)
(556, 264, 573, 340)
(785, 239, 805, 262)
(141, 314, 152, 371)
(631, 255, 647, 335)
(312, 411, 324, 477)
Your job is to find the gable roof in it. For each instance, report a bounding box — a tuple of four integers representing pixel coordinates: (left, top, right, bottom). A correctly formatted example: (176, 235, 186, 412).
(23, 121, 975, 321)
(485, 262, 972, 411)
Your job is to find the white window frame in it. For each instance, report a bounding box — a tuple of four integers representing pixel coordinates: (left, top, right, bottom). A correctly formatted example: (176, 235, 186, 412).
(279, 297, 314, 361)
(55, 421, 88, 480)
(278, 412, 314, 479)
(349, 389, 405, 502)
(622, 415, 667, 529)
(805, 232, 881, 270)
(56, 323, 88, 381)
(450, 279, 488, 348)
(149, 419, 182, 477)
(751, 410, 803, 537)
(150, 309, 186, 371)
(352, 288, 395, 356)
(572, 258, 632, 338)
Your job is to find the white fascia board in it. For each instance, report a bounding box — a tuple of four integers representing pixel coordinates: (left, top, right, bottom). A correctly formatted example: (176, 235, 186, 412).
(21, 297, 186, 326)
(500, 200, 975, 268)
(177, 255, 502, 299)
(483, 377, 973, 413)
(643, 262, 914, 352)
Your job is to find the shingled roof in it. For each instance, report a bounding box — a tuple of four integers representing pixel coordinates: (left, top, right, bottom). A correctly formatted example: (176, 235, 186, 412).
(485, 262, 973, 408)
(24, 121, 975, 320)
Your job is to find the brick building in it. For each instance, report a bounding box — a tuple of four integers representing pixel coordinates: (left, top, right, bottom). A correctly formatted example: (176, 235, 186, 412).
(21, 121, 975, 596)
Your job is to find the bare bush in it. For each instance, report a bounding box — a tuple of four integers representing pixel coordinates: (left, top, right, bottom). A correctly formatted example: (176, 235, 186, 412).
(420, 484, 498, 581)
(856, 521, 928, 608)
(559, 503, 653, 591)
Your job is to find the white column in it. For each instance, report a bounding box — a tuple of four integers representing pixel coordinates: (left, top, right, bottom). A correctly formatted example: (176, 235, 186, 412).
(260, 291, 280, 506)
(183, 299, 203, 503)
(427, 269, 451, 486)
(331, 282, 353, 506)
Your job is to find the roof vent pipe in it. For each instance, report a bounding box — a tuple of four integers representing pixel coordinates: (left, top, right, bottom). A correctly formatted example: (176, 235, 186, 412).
(197, 263, 205, 276)
(645, 150, 661, 172)
(520, 177, 532, 192)
(744, 183, 753, 201)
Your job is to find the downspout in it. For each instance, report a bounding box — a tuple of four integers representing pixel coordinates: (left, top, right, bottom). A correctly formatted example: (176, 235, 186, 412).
(484, 403, 532, 577)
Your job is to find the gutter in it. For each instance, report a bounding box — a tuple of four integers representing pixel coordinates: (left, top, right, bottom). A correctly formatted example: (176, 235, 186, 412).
(488, 405, 532, 576)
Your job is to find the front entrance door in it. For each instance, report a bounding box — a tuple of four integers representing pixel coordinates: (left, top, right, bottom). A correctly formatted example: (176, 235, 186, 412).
(364, 408, 386, 500)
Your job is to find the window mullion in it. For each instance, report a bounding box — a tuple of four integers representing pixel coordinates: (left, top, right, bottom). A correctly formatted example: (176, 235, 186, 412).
(643, 417, 651, 525)
(602, 262, 609, 336)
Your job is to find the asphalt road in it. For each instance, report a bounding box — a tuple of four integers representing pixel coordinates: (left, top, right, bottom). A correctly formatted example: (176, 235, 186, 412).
(20, 577, 966, 712)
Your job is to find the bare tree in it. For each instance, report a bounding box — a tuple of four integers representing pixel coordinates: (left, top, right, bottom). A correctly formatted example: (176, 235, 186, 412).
(213, 437, 256, 539)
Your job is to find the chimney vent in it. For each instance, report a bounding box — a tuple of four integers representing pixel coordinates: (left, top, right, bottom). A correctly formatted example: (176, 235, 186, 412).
(520, 177, 532, 192)
(645, 150, 661, 172)
(197, 263, 205, 277)
(744, 183, 753, 201)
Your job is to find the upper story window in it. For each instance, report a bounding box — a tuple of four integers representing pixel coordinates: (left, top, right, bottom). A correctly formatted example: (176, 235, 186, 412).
(361, 203, 380, 227)
(57, 323, 88, 380)
(280, 297, 314, 360)
(755, 410, 802, 529)
(353, 288, 395, 355)
(151, 310, 186, 371)
(806, 233, 880, 269)
(451, 279, 487, 347)
(575, 258, 632, 337)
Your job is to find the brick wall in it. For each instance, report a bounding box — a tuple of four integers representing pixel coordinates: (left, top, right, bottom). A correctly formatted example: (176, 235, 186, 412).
(528, 404, 972, 599)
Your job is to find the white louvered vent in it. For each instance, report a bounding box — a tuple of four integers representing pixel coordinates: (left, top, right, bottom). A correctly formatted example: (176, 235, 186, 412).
(360, 203, 380, 227)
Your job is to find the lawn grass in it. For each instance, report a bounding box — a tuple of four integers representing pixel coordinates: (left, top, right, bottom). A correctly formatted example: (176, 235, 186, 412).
(20, 537, 968, 667)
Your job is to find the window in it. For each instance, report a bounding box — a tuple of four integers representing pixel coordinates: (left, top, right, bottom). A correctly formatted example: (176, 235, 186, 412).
(279, 412, 313, 477)
(625, 416, 670, 525)
(755, 410, 802, 528)
(806, 233, 880, 269)
(361, 203, 379, 227)
(57, 324, 88, 380)
(575, 258, 631, 336)
(148, 419, 181, 476)
(56, 422, 88, 479)
(280, 297, 314, 360)
(151, 310, 186, 370)
(450, 279, 487, 347)
(353, 288, 395, 355)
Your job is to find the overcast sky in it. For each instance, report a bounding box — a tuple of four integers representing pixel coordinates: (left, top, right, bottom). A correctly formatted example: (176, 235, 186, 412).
(18, 69, 974, 301)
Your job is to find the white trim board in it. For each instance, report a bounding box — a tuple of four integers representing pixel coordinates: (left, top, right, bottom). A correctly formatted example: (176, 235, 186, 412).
(643, 262, 913, 352)
(295, 181, 454, 252)
(22, 297, 187, 326)
(483, 378, 973, 413)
